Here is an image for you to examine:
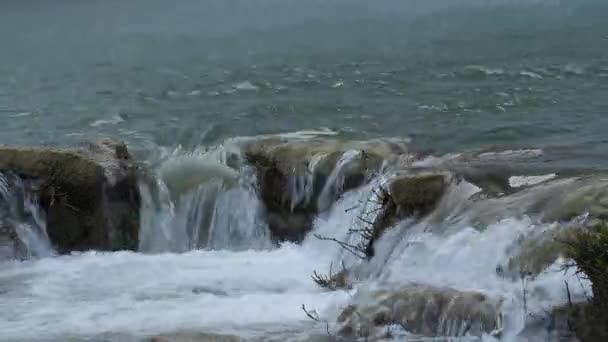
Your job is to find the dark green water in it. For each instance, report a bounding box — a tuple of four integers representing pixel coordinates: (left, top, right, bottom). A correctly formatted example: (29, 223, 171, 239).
(1, 0, 607, 168)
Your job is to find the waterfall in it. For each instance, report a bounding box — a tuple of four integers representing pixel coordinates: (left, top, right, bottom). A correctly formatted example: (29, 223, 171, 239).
(0, 171, 53, 259)
(0, 137, 599, 342)
(138, 152, 272, 253)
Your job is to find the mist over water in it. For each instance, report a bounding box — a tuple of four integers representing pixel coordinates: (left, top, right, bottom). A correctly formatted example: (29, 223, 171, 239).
(0, 0, 607, 341)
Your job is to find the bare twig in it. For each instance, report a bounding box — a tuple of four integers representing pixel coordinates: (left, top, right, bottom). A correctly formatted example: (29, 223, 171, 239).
(301, 304, 334, 338)
(302, 304, 321, 321)
(313, 234, 367, 260)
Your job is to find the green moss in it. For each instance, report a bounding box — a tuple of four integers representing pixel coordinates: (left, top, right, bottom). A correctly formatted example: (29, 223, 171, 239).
(0, 142, 140, 253)
(564, 225, 608, 341)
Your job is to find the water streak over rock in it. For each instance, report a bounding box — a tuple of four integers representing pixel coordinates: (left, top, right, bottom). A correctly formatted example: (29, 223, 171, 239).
(337, 285, 502, 338)
(0, 138, 140, 253)
(243, 137, 410, 242)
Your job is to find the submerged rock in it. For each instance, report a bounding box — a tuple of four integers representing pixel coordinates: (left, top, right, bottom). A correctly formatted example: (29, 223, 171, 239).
(157, 154, 239, 202)
(0, 138, 140, 253)
(337, 285, 502, 338)
(243, 137, 410, 242)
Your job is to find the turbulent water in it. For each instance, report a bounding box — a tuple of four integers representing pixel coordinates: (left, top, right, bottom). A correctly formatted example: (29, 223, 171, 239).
(1, 0, 607, 341)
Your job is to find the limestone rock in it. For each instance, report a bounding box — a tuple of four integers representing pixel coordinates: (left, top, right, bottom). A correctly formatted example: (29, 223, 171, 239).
(0, 138, 140, 253)
(337, 285, 502, 338)
(498, 225, 581, 278)
(0, 222, 25, 260)
(243, 137, 410, 242)
(364, 171, 449, 257)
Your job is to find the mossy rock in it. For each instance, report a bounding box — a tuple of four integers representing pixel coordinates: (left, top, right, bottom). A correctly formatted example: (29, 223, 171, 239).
(0, 138, 140, 253)
(242, 138, 409, 242)
(501, 226, 582, 278)
(364, 172, 449, 257)
(338, 285, 501, 338)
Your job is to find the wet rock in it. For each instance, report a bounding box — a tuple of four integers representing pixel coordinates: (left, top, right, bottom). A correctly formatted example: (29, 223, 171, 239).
(365, 171, 449, 257)
(243, 137, 410, 242)
(0, 222, 26, 260)
(0, 138, 140, 253)
(518, 304, 583, 342)
(541, 176, 608, 223)
(502, 225, 580, 278)
(337, 285, 502, 338)
(387, 171, 449, 216)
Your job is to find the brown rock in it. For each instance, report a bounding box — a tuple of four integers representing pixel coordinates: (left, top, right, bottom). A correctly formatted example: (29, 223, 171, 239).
(364, 172, 449, 257)
(0, 138, 140, 253)
(242, 137, 409, 242)
(338, 285, 502, 338)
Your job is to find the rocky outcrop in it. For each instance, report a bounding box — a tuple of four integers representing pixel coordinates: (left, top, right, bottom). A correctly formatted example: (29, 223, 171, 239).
(337, 285, 502, 339)
(540, 176, 608, 223)
(562, 224, 608, 342)
(0, 138, 140, 253)
(243, 137, 410, 242)
(500, 225, 580, 278)
(363, 171, 449, 257)
(0, 222, 26, 260)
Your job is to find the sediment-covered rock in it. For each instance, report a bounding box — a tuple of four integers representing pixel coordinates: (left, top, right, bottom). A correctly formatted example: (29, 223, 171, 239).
(0, 222, 25, 260)
(540, 176, 608, 223)
(501, 224, 580, 278)
(517, 304, 583, 342)
(362, 171, 449, 257)
(337, 285, 502, 338)
(242, 137, 410, 242)
(0, 138, 140, 253)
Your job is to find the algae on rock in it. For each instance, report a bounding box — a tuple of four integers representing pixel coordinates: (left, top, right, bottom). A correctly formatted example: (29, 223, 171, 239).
(337, 285, 502, 339)
(242, 137, 410, 242)
(0, 138, 140, 253)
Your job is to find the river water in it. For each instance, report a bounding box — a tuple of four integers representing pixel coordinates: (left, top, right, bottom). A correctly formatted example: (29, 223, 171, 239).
(0, 0, 607, 341)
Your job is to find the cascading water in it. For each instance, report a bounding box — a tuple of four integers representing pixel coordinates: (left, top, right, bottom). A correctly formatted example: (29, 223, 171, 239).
(0, 171, 53, 260)
(0, 137, 597, 342)
(139, 148, 272, 253)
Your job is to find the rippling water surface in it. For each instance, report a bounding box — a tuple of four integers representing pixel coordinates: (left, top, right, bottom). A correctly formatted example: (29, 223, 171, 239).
(0, 1, 607, 341)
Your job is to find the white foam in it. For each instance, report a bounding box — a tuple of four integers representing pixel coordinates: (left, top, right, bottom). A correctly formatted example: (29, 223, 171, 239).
(0, 144, 592, 341)
(10, 112, 32, 118)
(90, 114, 125, 127)
(233, 81, 259, 91)
(0, 247, 347, 341)
(519, 71, 543, 79)
(509, 174, 556, 188)
(463, 65, 505, 76)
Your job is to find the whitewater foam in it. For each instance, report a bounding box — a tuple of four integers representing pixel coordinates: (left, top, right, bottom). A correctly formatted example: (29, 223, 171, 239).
(0, 139, 597, 341)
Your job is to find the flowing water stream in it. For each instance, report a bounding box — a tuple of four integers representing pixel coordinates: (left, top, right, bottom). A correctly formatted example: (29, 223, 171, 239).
(0, 139, 595, 341)
(0, 0, 606, 340)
